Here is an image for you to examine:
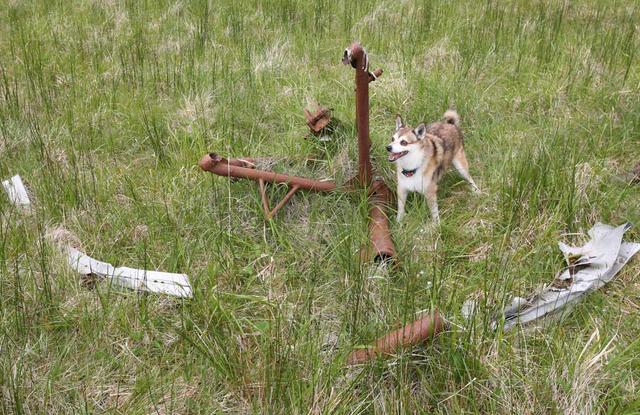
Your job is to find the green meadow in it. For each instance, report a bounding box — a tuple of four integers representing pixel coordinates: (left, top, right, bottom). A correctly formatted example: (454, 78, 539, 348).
(1, 0, 639, 413)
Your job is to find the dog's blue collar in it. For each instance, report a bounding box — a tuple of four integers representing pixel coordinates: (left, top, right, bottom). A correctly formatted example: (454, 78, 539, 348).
(402, 168, 418, 177)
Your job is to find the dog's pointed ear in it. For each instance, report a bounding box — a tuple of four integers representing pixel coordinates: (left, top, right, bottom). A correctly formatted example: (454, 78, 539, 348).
(395, 115, 404, 131)
(414, 123, 427, 140)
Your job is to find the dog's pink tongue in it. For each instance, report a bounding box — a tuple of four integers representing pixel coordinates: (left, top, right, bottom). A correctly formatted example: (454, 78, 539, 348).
(388, 151, 405, 162)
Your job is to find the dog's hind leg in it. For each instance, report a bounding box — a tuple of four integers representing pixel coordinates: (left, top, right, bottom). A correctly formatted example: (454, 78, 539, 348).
(452, 149, 480, 193)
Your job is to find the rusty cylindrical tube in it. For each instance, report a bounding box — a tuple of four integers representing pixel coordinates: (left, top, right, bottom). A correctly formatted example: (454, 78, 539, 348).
(346, 310, 446, 365)
(369, 180, 395, 262)
(345, 42, 373, 187)
(199, 153, 336, 192)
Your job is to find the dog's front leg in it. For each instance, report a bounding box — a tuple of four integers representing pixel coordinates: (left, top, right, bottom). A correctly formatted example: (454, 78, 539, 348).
(425, 185, 440, 223)
(396, 187, 408, 222)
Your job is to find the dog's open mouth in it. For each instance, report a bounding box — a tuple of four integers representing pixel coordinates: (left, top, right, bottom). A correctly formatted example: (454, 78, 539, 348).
(388, 151, 408, 162)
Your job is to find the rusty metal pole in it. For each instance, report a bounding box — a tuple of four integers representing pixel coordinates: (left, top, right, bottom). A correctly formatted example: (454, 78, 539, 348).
(344, 42, 373, 187)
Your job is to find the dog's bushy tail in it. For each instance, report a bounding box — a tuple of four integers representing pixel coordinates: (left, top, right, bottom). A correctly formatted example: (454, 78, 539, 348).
(443, 110, 460, 126)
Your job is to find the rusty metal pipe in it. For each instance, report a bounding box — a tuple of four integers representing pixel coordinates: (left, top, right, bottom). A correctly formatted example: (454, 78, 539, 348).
(369, 180, 395, 262)
(369, 204, 394, 262)
(344, 42, 373, 187)
(346, 310, 446, 365)
(199, 153, 336, 192)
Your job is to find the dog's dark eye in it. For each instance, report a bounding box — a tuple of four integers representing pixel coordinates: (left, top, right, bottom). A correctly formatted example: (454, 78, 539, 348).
(400, 140, 408, 146)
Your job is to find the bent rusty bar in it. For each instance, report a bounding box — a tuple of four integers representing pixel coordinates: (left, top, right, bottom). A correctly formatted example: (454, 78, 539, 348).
(258, 178, 301, 220)
(199, 153, 336, 192)
(266, 185, 300, 219)
(199, 153, 335, 219)
(346, 310, 446, 365)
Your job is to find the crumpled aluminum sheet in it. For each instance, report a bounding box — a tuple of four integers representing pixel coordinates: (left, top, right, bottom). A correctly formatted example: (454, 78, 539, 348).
(66, 246, 193, 299)
(495, 223, 640, 331)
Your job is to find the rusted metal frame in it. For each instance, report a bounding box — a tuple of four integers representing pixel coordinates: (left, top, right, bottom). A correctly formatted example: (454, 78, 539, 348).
(199, 44, 394, 263)
(199, 153, 334, 220)
(226, 155, 324, 167)
(269, 185, 299, 219)
(347, 310, 446, 365)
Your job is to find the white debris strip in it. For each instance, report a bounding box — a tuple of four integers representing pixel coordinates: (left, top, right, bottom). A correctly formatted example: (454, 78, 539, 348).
(1, 176, 192, 299)
(461, 298, 476, 321)
(66, 246, 193, 299)
(2, 175, 31, 208)
(494, 223, 640, 330)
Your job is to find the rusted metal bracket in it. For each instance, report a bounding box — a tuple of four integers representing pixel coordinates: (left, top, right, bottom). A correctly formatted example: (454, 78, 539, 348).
(368, 68, 383, 83)
(304, 104, 332, 136)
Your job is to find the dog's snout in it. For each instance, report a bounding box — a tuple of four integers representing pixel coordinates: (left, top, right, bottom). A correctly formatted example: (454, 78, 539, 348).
(386, 145, 392, 152)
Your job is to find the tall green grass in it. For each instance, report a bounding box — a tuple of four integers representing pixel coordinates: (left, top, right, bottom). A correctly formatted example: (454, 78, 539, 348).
(1, 0, 639, 413)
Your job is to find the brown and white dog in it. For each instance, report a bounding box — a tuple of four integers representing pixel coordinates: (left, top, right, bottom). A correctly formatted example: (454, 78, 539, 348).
(386, 110, 479, 223)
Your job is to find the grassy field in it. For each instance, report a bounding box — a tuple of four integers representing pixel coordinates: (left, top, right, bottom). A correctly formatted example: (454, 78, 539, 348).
(1, 0, 640, 413)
